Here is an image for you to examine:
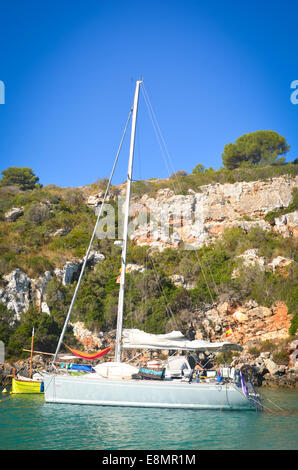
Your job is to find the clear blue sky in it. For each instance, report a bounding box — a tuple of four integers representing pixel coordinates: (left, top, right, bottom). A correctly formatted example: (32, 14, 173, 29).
(0, 0, 297, 187)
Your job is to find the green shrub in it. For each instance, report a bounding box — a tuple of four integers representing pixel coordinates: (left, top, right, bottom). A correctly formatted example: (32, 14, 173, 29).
(6, 306, 61, 358)
(272, 350, 289, 366)
(24, 204, 51, 225)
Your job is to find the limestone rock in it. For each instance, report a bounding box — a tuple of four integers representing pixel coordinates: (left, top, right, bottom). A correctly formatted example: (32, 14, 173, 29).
(169, 274, 196, 290)
(267, 256, 293, 275)
(71, 321, 103, 350)
(237, 249, 266, 269)
(273, 210, 298, 238)
(232, 310, 248, 323)
(31, 271, 52, 311)
(52, 228, 70, 237)
(249, 306, 272, 318)
(85, 250, 105, 264)
(53, 250, 105, 285)
(125, 263, 145, 273)
(0, 269, 31, 319)
(54, 262, 81, 286)
(264, 359, 284, 376)
(5, 207, 24, 222)
(123, 175, 298, 250)
(232, 251, 294, 279)
(87, 195, 101, 206)
(41, 301, 50, 315)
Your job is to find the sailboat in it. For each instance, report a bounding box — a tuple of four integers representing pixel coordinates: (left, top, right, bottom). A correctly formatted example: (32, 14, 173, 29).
(43, 80, 262, 410)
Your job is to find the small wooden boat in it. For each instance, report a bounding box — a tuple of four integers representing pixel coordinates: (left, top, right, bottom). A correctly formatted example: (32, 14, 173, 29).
(11, 375, 44, 394)
(10, 328, 44, 394)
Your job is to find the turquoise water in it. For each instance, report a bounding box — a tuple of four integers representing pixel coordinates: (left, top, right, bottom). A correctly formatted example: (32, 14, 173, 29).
(0, 388, 297, 450)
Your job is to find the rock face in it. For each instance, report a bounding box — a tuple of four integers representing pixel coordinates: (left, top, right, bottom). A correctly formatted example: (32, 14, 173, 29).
(54, 251, 105, 286)
(85, 175, 297, 253)
(0, 269, 31, 320)
(179, 299, 297, 388)
(71, 322, 103, 350)
(181, 299, 292, 360)
(232, 249, 294, 278)
(212, 301, 291, 347)
(0, 268, 53, 319)
(54, 261, 81, 286)
(274, 211, 298, 238)
(31, 271, 52, 314)
(111, 175, 298, 250)
(0, 251, 105, 318)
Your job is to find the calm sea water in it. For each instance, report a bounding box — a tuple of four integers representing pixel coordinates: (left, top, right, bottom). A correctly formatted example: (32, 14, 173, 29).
(0, 388, 297, 450)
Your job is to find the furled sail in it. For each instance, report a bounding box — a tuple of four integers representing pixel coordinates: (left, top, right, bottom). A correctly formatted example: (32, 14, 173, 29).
(64, 344, 113, 360)
(122, 329, 242, 352)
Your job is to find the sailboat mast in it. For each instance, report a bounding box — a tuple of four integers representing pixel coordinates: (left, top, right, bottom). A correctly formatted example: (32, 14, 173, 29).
(115, 79, 142, 362)
(29, 327, 34, 379)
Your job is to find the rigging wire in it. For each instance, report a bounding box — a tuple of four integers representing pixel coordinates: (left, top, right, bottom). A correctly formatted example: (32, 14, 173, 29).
(141, 84, 217, 304)
(141, 84, 177, 181)
(150, 255, 180, 331)
(141, 85, 177, 193)
(126, 91, 179, 333)
(52, 107, 133, 365)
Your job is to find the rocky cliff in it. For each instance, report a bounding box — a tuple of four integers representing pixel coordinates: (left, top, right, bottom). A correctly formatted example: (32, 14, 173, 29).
(87, 175, 298, 249)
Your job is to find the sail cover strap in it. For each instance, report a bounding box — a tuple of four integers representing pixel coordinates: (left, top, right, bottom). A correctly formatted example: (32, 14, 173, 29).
(64, 344, 112, 360)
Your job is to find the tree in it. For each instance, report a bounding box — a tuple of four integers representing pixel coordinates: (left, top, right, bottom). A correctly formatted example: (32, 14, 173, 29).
(0, 303, 15, 349)
(192, 163, 205, 175)
(0, 167, 41, 190)
(222, 131, 290, 170)
(7, 307, 61, 356)
(169, 170, 187, 179)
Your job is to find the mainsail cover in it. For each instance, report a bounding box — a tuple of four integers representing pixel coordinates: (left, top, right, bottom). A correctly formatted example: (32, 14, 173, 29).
(122, 329, 242, 352)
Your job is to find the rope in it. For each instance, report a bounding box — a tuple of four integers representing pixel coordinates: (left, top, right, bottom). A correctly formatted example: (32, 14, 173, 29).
(141, 85, 176, 186)
(264, 396, 285, 411)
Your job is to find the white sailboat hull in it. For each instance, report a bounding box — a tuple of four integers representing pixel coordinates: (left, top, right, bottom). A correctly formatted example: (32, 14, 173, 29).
(43, 373, 257, 410)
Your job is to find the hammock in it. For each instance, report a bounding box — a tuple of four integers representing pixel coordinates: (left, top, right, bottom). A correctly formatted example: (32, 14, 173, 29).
(64, 344, 113, 360)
